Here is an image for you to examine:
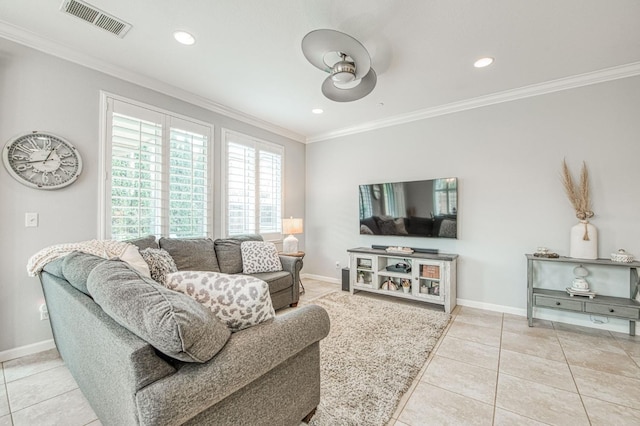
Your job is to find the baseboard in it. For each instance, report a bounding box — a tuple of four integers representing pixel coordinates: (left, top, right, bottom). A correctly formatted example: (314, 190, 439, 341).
(0, 339, 56, 363)
(301, 273, 340, 285)
(456, 298, 631, 334)
(456, 298, 527, 316)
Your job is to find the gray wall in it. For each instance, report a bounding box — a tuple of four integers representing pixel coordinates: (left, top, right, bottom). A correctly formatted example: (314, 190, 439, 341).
(0, 38, 305, 353)
(305, 75, 640, 326)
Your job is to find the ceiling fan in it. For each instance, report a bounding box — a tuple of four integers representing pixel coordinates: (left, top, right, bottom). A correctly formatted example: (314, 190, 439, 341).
(301, 29, 377, 102)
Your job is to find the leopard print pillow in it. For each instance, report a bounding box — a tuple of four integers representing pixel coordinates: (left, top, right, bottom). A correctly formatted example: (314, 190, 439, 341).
(240, 241, 283, 274)
(140, 248, 178, 285)
(165, 271, 275, 332)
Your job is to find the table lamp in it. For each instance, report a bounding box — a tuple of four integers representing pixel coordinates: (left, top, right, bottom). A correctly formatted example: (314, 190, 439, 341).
(282, 217, 303, 253)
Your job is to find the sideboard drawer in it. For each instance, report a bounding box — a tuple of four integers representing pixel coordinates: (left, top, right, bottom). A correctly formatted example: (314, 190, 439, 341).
(534, 295, 583, 312)
(585, 303, 640, 320)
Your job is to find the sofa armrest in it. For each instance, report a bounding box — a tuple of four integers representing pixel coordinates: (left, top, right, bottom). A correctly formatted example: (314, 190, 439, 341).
(136, 304, 330, 426)
(279, 255, 303, 301)
(40, 272, 176, 425)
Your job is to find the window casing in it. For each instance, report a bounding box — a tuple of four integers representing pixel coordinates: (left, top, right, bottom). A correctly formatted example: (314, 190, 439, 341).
(222, 129, 283, 239)
(101, 95, 213, 240)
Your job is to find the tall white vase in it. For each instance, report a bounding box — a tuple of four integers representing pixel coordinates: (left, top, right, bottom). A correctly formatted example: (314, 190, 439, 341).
(570, 220, 598, 259)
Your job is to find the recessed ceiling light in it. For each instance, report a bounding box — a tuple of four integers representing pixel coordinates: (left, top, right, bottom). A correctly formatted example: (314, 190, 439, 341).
(312, 108, 324, 114)
(474, 57, 494, 68)
(173, 31, 195, 45)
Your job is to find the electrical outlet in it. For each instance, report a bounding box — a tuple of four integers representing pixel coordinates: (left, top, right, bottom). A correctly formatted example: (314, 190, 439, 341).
(39, 303, 48, 320)
(25, 212, 39, 227)
(335, 261, 340, 269)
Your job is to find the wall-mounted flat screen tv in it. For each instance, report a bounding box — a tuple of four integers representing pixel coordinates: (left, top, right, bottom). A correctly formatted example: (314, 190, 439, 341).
(359, 177, 457, 238)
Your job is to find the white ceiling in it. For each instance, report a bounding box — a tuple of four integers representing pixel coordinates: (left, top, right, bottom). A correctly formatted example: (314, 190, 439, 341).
(1, 0, 639, 142)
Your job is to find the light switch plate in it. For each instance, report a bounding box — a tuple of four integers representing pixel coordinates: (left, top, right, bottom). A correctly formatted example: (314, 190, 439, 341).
(25, 212, 39, 227)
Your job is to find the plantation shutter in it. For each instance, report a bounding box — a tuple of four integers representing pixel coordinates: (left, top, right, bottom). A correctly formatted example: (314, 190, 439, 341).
(224, 130, 282, 237)
(227, 141, 256, 235)
(110, 104, 164, 240)
(105, 97, 212, 240)
(258, 149, 282, 234)
(169, 118, 210, 238)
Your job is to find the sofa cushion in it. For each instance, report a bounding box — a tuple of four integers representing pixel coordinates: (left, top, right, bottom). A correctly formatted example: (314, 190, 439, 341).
(214, 234, 263, 274)
(125, 235, 159, 251)
(248, 271, 292, 294)
(140, 248, 178, 285)
(87, 259, 230, 363)
(158, 238, 220, 272)
(241, 241, 283, 274)
(61, 252, 107, 296)
(165, 271, 275, 332)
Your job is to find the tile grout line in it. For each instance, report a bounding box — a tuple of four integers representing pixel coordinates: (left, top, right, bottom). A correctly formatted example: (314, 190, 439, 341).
(391, 304, 457, 423)
(9, 386, 86, 420)
(553, 321, 593, 426)
(490, 313, 504, 426)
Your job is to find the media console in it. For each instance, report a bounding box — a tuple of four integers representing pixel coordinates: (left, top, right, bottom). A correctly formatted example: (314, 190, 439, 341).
(348, 247, 458, 313)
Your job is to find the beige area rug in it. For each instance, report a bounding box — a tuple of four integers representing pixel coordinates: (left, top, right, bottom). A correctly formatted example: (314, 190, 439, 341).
(305, 291, 451, 426)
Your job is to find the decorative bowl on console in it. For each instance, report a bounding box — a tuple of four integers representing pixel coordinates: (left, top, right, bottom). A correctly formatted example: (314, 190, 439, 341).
(611, 249, 634, 263)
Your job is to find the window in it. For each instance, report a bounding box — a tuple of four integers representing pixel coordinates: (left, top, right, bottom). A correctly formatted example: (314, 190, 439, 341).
(434, 178, 457, 216)
(101, 95, 212, 240)
(223, 129, 283, 238)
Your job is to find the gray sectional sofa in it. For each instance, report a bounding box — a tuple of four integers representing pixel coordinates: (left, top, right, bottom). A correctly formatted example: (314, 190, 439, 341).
(131, 234, 303, 310)
(37, 234, 330, 425)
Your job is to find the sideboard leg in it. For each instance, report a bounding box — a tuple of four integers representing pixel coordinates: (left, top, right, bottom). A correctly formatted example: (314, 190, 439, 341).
(630, 321, 636, 336)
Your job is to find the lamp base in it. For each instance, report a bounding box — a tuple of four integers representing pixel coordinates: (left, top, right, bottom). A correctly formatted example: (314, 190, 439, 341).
(283, 234, 299, 254)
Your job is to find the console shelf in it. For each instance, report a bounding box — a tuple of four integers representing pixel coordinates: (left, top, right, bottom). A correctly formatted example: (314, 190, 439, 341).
(526, 254, 640, 335)
(348, 248, 458, 313)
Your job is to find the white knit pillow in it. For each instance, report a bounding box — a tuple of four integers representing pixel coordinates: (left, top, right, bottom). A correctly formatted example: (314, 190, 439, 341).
(240, 241, 283, 274)
(165, 271, 275, 332)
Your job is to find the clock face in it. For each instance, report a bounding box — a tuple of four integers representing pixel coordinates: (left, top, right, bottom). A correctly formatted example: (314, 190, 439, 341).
(2, 132, 83, 189)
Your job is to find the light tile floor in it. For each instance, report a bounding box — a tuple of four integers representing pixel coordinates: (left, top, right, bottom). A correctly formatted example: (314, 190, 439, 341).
(2, 279, 640, 425)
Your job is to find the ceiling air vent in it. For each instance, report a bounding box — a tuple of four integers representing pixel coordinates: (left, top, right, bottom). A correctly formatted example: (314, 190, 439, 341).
(60, 0, 131, 38)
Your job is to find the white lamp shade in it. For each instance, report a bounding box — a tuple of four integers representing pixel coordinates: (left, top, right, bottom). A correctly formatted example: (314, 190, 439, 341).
(282, 217, 303, 253)
(283, 217, 303, 234)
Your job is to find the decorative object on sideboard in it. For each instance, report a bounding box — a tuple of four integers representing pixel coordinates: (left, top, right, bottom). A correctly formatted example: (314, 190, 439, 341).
(282, 217, 303, 253)
(566, 265, 597, 298)
(401, 279, 411, 293)
(380, 278, 397, 291)
(611, 249, 635, 263)
(561, 159, 597, 259)
(533, 247, 559, 258)
(2, 131, 83, 189)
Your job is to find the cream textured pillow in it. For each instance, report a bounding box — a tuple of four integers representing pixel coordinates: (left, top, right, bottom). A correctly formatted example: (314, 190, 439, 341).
(240, 241, 283, 274)
(165, 271, 275, 332)
(120, 245, 151, 278)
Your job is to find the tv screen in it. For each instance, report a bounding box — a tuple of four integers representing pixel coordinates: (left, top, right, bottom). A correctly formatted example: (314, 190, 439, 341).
(359, 178, 457, 238)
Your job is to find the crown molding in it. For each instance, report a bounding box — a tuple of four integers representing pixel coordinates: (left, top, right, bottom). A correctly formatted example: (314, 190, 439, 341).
(0, 20, 306, 143)
(306, 61, 640, 143)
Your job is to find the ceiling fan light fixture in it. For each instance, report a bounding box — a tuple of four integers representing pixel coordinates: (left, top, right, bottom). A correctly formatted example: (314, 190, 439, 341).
(331, 60, 356, 83)
(302, 29, 377, 102)
(322, 68, 377, 102)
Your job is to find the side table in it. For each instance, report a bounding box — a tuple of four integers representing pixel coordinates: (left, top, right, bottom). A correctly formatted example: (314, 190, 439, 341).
(281, 251, 305, 295)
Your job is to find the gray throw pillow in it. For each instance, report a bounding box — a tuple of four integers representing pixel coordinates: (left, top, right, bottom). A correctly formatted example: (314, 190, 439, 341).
(61, 252, 107, 296)
(125, 235, 159, 251)
(139, 248, 177, 285)
(87, 259, 230, 363)
(214, 234, 263, 274)
(158, 237, 220, 272)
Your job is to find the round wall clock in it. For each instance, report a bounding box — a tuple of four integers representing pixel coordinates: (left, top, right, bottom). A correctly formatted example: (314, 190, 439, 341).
(2, 131, 83, 190)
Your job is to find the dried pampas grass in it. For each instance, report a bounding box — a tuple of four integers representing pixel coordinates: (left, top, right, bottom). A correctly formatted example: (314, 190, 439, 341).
(561, 159, 594, 221)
